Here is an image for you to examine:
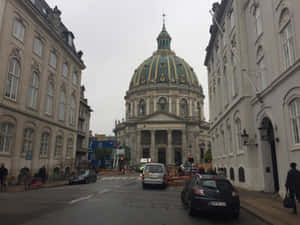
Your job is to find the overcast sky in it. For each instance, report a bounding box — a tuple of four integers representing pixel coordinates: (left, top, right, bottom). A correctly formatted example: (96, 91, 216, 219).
(46, 0, 219, 135)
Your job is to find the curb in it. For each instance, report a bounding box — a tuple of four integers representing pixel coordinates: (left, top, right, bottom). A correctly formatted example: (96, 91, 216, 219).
(6, 181, 68, 193)
(240, 204, 273, 225)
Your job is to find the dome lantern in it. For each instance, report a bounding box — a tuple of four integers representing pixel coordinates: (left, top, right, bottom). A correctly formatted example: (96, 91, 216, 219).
(157, 14, 171, 50)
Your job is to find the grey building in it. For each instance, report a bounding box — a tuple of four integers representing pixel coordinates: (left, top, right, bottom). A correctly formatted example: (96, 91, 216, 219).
(205, 0, 300, 196)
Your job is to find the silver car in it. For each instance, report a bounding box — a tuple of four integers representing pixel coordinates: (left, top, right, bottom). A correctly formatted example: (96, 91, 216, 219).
(142, 163, 168, 189)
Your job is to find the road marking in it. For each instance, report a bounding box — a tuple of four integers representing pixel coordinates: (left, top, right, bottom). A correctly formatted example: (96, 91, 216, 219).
(69, 194, 93, 205)
(98, 189, 110, 194)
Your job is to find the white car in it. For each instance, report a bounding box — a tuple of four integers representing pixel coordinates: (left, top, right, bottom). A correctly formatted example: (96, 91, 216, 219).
(142, 163, 168, 189)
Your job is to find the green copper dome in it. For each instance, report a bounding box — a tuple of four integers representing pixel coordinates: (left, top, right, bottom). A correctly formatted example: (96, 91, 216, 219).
(129, 23, 201, 90)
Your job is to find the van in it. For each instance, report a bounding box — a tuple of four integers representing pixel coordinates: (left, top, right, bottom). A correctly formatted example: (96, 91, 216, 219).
(142, 163, 168, 189)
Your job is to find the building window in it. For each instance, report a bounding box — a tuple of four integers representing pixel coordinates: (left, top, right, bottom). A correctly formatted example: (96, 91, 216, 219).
(62, 63, 69, 78)
(13, 19, 25, 42)
(230, 167, 235, 181)
(54, 136, 63, 159)
(142, 148, 150, 158)
(49, 51, 57, 69)
(254, 7, 263, 37)
(69, 95, 76, 126)
(0, 123, 14, 153)
(5, 58, 20, 100)
(22, 128, 34, 155)
(223, 65, 229, 105)
(180, 99, 188, 117)
(45, 81, 54, 115)
(28, 72, 39, 109)
(58, 90, 66, 121)
(280, 9, 296, 69)
(230, 9, 235, 30)
(289, 99, 300, 144)
(33, 37, 43, 57)
(158, 97, 168, 112)
(138, 99, 146, 116)
(235, 118, 242, 150)
(231, 49, 238, 97)
(72, 71, 78, 85)
(40, 132, 49, 157)
(66, 137, 73, 159)
(238, 167, 246, 182)
(256, 46, 266, 90)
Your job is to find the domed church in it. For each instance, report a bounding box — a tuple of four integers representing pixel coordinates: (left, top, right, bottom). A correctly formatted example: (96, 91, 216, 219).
(114, 21, 210, 166)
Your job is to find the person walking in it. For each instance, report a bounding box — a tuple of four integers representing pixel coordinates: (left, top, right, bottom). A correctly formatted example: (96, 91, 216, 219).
(0, 163, 8, 192)
(285, 162, 300, 215)
(38, 166, 47, 184)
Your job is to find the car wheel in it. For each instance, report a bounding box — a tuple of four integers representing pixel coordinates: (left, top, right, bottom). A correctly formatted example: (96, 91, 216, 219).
(188, 200, 196, 216)
(142, 183, 147, 189)
(85, 179, 89, 184)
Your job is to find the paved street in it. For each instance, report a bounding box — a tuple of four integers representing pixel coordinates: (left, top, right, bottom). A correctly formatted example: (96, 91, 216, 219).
(0, 174, 267, 225)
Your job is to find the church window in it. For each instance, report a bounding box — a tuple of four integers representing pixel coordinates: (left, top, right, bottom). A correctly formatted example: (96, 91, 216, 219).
(230, 167, 235, 181)
(238, 167, 245, 182)
(256, 46, 266, 90)
(180, 99, 188, 117)
(138, 99, 146, 116)
(158, 97, 168, 113)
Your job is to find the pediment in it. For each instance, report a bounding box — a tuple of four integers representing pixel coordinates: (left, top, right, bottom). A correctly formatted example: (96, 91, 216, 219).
(142, 112, 181, 122)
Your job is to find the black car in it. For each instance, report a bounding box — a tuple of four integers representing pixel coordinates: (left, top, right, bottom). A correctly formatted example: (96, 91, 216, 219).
(69, 170, 97, 184)
(181, 174, 240, 218)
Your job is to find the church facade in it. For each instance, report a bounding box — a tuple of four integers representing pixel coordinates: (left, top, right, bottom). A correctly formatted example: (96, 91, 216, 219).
(114, 23, 210, 167)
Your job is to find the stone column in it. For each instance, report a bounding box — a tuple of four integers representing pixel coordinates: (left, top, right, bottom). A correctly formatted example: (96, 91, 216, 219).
(150, 130, 155, 162)
(169, 98, 172, 113)
(136, 131, 141, 164)
(146, 97, 150, 115)
(189, 99, 193, 117)
(176, 98, 180, 116)
(153, 97, 157, 112)
(167, 130, 173, 165)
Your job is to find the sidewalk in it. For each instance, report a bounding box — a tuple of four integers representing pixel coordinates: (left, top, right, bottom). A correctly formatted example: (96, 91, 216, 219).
(239, 188, 300, 225)
(4, 180, 68, 193)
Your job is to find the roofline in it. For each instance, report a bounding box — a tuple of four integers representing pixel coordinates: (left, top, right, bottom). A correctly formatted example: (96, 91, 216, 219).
(204, 0, 230, 66)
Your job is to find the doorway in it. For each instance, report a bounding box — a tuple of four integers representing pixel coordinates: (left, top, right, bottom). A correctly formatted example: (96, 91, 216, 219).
(158, 148, 166, 164)
(260, 117, 280, 192)
(174, 148, 182, 166)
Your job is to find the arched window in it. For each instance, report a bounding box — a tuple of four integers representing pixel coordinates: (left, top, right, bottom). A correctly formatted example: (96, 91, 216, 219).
(158, 97, 168, 112)
(28, 71, 39, 109)
(5, 58, 20, 100)
(279, 8, 296, 69)
(58, 89, 66, 121)
(62, 63, 69, 78)
(49, 51, 57, 69)
(69, 95, 76, 126)
(238, 167, 246, 182)
(235, 118, 242, 150)
(289, 98, 300, 144)
(40, 132, 49, 157)
(230, 168, 235, 181)
(0, 123, 14, 153)
(254, 7, 262, 37)
(45, 81, 54, 115)
(72, 71, 78, 85)
(54, 135, 63, 159)
(180, 99, 188, 117)
(13, 19, 25, 42)
(22, 128, 34, 155)
(66, 137, 73, 159)
(256, 46, 266, 90)
(138, 99, 146, 116)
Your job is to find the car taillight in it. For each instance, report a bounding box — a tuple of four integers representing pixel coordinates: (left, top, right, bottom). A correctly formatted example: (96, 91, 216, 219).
(193, 188, 205, 196)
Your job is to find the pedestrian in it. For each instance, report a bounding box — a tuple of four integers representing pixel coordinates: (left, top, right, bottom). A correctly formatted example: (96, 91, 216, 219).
(0, 163, 8, 192)
(23, 167, 31, 191)
(285, 162, 300, 215)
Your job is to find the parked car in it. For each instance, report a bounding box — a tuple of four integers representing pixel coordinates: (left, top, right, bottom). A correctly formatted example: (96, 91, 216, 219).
(142, 163, 168, 189)
(69, 169, 97, 184)
(181, 174, 240, 218)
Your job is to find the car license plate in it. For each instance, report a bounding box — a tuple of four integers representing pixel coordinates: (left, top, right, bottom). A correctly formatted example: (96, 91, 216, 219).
(151, 177, 157, 179)
(210, 201, 227, 207)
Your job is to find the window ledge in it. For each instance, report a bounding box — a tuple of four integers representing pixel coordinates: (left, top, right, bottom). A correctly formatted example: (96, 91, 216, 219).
(4, 96, 17, 103)
(237, 151, 244, 156)
(0, 152, 11, 157)
(290, 145, 300, 152)
(39, 156, 49, 159)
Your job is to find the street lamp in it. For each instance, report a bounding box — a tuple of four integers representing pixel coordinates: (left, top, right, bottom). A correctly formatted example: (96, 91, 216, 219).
(241, 129, 258, 147)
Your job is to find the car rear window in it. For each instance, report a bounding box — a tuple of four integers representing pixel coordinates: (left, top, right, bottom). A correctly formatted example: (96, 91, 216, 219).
(144, 165, 163, 173)
(201, 179, 232, 191)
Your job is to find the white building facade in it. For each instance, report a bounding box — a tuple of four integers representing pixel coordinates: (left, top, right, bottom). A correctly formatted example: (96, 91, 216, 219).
(205, 0, 300, 196)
